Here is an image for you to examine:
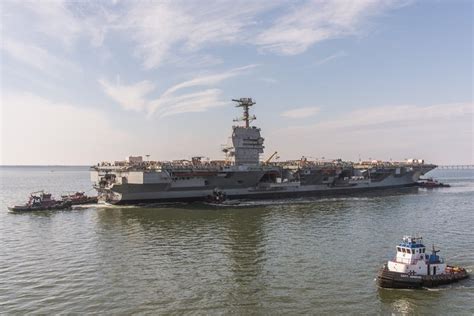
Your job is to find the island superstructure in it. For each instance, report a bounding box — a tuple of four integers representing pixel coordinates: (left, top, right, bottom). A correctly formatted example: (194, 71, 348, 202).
(91, 98, 436, 204)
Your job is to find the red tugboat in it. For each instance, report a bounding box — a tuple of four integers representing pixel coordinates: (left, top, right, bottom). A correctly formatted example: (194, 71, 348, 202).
(377, 236, 469, 289)
(417, 178, 450, 188)
(8, 191, 72, 212)
(61, 192, 98, 205)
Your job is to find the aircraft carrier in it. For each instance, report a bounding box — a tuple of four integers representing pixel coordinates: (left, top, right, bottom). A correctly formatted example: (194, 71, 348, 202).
(91, 98, 436, 204)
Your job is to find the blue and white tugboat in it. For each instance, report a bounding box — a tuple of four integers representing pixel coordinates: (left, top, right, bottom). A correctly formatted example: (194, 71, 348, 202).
(377, 236, 469, 289)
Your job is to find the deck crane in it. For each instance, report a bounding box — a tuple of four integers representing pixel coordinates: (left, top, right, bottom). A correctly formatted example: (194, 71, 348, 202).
(264, 151, 279, 164)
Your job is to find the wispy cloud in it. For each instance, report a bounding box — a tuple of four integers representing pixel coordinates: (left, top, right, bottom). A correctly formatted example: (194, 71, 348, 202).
(147, 65, 257, 116)
(256, 1, 403, 55)
(272, 102, 473, 162)
(281, 107, 321, 118)
(2, 1, 408, 72)
(327, 103, 473, 130)
(98, 78, 156, 112)
(123, 1, 274, 69)
(99, 65, 256, 117)
(123, 1, 402, 68)
(281, 103, 473, 132)
(154, 89, 228, 118)
(314, 51, 347, 66)
(3, 0, 116, 48)
(8, 1, 82, 47)
(1, 37, 81, 75)
(1, 1, 115, 80)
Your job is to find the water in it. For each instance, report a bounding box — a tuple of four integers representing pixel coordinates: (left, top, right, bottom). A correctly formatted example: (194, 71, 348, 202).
(1, 166, 473, 314)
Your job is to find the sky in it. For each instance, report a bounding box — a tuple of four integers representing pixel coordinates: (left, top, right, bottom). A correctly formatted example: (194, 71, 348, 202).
(0, 0, 472, 165)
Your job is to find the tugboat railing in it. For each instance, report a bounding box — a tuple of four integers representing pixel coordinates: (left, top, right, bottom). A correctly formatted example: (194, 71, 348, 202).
(393, 257, 440, 265)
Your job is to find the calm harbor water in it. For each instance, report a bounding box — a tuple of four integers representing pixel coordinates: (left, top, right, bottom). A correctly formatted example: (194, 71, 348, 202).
(0, 166, 473, 314)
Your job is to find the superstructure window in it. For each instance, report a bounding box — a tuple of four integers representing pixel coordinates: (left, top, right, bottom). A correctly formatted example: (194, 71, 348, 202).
(402, 248, 406, 253)
(397, 247, 401, 252)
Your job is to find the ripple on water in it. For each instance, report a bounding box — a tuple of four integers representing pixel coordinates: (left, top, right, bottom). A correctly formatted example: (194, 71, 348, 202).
(0, 167, 473, 314)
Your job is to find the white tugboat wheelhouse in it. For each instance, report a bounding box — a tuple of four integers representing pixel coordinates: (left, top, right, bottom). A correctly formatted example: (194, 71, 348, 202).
(387, 236, 446, 275)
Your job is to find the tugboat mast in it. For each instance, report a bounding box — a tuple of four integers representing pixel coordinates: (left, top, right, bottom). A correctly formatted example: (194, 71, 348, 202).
(232, 98, 256, 128)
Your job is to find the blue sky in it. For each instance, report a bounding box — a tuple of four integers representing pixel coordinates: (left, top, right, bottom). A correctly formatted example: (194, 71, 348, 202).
(1, 0, 472, 165)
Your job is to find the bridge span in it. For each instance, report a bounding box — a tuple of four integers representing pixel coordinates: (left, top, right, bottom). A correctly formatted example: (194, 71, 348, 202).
(436, 165, 474, 170)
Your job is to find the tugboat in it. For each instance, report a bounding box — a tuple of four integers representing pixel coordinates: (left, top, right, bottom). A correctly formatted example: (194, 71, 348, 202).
(206, 189, 227, 204)
(8, 191, 72, 212)
(61, 192, 98, 205)
(377, 236, 469, 289)
(417, 177, 450, 188)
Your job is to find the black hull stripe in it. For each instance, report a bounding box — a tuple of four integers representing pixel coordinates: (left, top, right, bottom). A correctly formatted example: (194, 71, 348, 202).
(376, 269, 469, 289)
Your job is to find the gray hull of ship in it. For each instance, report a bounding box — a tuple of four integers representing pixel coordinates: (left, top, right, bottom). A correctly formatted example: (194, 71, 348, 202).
(101, 171, 421, 204)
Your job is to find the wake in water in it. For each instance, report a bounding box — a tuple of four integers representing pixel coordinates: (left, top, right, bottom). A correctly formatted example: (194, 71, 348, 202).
(199, 196, 377, 208)
(69, 190, 422, 210)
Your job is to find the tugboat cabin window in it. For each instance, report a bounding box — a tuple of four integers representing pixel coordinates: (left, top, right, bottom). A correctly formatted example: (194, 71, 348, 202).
(402, 248, 406, 253)
(397, 247, 401, 252)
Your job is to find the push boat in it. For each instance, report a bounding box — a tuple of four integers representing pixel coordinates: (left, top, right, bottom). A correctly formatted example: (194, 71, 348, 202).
(61, 192, 98, 205)
(377, 236, 468, 289)
(416, 178, 450, 188)
(8, 191, 72, 212)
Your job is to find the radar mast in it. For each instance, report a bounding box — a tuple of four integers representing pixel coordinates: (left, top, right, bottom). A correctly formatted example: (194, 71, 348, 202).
(232, 98, 256, 128)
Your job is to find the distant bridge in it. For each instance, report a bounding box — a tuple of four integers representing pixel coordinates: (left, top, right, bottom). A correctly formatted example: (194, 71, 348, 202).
(436, 165, 474, 170)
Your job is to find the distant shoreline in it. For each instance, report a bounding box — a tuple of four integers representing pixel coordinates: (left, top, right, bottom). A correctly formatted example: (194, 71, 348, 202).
(1, 164, 473, 167)
(0, 165, 91, 167)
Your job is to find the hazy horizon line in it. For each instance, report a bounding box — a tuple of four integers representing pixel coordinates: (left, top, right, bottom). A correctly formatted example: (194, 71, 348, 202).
(1, 163, 473, 167)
